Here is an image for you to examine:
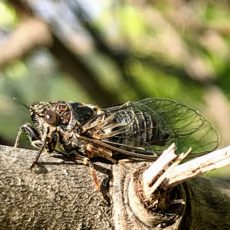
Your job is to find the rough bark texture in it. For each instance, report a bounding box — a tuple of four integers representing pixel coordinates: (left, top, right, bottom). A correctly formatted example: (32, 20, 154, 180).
(0, 145, 230, 229)
(0, 145, 113, 229)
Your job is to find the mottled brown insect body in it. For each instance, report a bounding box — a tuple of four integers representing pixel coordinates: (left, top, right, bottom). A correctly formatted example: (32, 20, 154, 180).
(14, 98, 220, 168)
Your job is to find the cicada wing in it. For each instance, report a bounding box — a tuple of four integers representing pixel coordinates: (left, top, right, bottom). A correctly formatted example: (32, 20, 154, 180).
(101, 98, 220, 158)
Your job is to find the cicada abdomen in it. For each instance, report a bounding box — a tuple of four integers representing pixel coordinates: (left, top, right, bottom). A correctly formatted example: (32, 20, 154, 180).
(108, 109, 170, 147)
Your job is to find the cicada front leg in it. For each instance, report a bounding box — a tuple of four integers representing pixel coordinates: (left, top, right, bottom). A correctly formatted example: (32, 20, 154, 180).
(14, 123, 42, 149)
(14, 123, 46, 168)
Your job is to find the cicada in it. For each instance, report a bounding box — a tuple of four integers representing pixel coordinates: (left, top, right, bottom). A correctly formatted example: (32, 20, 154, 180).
(14, 98, 219, 186)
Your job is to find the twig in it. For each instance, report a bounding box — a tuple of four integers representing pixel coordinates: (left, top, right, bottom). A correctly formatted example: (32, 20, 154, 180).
(165, 145, 230, 188)
(142, 144, 230, 199)
(145, 148, 192, 198)
(142, 143, 176, 198)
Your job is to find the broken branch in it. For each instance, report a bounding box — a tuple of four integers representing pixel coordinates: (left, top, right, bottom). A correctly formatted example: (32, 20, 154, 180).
(142, 144, 230, 199)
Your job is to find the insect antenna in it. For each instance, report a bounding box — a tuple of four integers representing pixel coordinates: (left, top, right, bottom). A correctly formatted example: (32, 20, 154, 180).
(13, 97, 30, 109)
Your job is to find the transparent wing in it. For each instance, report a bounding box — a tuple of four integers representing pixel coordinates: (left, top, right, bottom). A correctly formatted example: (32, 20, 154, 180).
(101, 98, 220, 158)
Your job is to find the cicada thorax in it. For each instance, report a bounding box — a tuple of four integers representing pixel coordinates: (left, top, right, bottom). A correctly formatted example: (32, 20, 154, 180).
(45, 102, 100, 129)
(54, 102, 105, 151)
(54, 102, 71, 125)
(47, 102, 94, 127)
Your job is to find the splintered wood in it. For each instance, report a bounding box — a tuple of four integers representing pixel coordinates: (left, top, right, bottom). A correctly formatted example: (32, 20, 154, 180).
(142, 143, 230, 199)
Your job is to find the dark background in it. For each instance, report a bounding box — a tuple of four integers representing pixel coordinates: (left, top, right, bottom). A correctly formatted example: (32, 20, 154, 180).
(0, 0, 229, 176)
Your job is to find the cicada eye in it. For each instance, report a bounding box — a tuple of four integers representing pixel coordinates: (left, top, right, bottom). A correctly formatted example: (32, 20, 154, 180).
(44, 110, 59, 126)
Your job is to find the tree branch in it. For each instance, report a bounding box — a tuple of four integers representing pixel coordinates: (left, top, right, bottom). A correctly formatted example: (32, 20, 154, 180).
(0, 145, 113, 229)
(165, 145, 230, 188)
(1, 144, 230, 229)
(0, 17, 51, 69)
(141, 144, 230, 200)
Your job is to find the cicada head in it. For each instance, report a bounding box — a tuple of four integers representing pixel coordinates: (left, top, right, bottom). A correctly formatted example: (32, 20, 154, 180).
(29, 102, 55, 129)
(29, 102, 62, 152)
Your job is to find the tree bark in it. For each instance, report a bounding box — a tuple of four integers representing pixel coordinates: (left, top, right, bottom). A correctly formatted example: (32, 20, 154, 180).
(0, 145, 112, 229)
(0, 145, 229, 229)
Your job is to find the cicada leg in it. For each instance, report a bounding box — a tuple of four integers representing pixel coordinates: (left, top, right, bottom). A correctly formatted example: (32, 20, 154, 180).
(14, 123, 46, 168)
(85, 143, 117, 164)
(14, 123, 42, 149)
(69, 153, 101, 191)
(30, 142, 46, 169)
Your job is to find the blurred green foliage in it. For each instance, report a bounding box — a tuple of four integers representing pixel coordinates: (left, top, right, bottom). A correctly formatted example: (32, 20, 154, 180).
(0, 1, 17, 27)
(0, 50, 90, 142)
